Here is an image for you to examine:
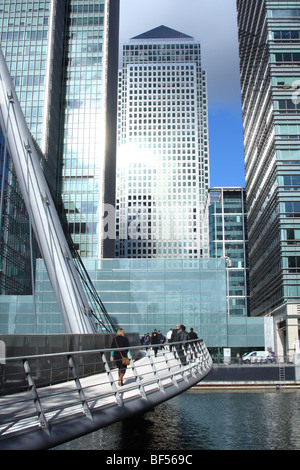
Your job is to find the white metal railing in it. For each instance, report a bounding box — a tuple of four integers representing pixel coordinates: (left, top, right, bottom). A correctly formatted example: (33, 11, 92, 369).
(0, 338, 212, 450)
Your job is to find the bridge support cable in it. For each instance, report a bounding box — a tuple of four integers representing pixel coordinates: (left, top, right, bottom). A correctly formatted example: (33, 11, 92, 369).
(0, 339, 212, 450)
(55, 211, 116, 333)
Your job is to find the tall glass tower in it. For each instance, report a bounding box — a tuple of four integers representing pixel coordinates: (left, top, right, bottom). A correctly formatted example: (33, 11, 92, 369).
(236, 0, 300, 356)
(60, 0, 119, 259)
(209, 187, 249, 317)
(0, 0, 119, 294)
(115, 26, 210, 259)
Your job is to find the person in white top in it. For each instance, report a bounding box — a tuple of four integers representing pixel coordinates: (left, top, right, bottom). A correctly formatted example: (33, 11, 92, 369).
(166, 329, 173, 342)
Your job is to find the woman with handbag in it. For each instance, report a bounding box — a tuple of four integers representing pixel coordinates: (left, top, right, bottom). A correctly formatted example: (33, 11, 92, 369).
(110, 328, 131, 386)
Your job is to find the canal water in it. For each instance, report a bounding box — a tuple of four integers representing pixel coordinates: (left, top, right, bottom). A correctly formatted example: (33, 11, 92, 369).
(54, 389, 300, 451)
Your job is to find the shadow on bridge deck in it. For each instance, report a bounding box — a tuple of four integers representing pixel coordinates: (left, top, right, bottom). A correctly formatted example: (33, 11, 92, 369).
(0, 339, 212, 450)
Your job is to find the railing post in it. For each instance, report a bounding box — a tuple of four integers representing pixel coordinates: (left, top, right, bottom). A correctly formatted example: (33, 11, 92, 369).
(181, 345, 190, 382)
(23, 359, 50, 433)
(129, 356, 147, 399)
(185, 343, 197, 378)
(67, 355, 93, 420)
(147, 347, 165, 393)
(195, 341, 205, 371)
(164, 348, 179, 387)
(101, 352, 123, 406)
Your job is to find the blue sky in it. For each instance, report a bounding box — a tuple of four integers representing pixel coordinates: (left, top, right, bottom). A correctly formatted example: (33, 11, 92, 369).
(119, 0, 246, 188)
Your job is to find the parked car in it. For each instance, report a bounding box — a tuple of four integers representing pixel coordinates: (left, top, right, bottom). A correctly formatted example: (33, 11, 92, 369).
(242, 351, 275, 364)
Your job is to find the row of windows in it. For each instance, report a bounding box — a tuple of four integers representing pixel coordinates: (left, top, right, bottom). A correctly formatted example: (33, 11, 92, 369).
(68, 4, 105, 14)
(63, 177, 99, 192)
(125, 44, 200, 51)
(270, 9, 300, 18)
(67, 56, 102, 67)
(273, 30, 300, 41)
(282, 175, 300, 187)
(67, 222, 98, 235)
(67, 16, 104, 27)
(277, 149, 300, 160)
(276, 124, 300, 135)
(128, 64, 196, 72)
(0, 2, 50, 13)
(14, 75, 45, 87)
(285, 228, 300, 242)
(125, 53, 200, 63)
(274, 99, 300, 113)
(1, 29, 48, 41)
(274, 53, 300, 63)
(286, 256, 300, 272)
(283, 201, 300, 216)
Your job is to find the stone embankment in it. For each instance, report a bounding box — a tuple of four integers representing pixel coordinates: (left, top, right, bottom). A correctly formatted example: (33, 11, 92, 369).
(192, 364, 300, 391)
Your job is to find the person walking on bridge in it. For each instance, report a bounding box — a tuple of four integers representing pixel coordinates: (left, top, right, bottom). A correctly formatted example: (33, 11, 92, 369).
(150, 330, 160, 357)
(188, 328, 198, 360)
(177, 325, 189, 365)
(110, 328, 131, 386)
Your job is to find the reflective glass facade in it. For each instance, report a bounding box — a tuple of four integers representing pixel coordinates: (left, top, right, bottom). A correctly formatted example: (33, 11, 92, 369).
(0, 258, 267, 349)
(0, 0, 65, 190)
(0, 124, 39, 295)
(209, 187, 249, 316)
(88, 259, 227, 342)
(35, 258, 228, 343)
(116, 26, 209, 259)
(237, 0, 300, 315)
(0, 1, 119, 296)
(60, 0, 119, 258)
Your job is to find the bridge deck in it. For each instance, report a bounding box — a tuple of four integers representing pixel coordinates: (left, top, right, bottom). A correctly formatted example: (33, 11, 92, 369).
(0, 342, 212, 450)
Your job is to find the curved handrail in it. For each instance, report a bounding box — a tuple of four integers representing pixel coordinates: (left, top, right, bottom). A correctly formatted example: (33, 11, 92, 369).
(0, 338, 212, 450)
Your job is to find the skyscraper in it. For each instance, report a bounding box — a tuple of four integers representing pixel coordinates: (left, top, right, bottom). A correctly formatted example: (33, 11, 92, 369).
(0, 0, 120, 294)
(59, 0, 119, 259)
(115, 26, 209, 259)
(236, 0, 300, 357)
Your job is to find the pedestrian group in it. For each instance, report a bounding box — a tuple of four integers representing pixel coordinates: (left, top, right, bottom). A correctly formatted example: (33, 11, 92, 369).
(110, 325, 199, 387)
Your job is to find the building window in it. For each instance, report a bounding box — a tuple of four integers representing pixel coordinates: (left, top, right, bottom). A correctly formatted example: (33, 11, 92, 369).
(288, 256, 300, 273)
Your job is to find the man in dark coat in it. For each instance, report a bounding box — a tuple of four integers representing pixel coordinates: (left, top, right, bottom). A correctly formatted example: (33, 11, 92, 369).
(177, 325, 189, 365)
(150, 330, 160, 357)
(188, 328, 198, 360)
(171, 324, 180, 354)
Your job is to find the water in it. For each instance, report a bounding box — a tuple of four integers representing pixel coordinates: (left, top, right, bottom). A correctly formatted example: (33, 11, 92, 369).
(54, 390, 300, 451)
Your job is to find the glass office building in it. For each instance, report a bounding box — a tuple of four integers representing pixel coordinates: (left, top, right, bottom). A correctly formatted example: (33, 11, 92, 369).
(37, 258, 228, 341)
(0, 1, 119, 298)
(236, 0, 300, 357)
(209, 187, 249, 317)
(0, 0, 57, 295)
(0, 0, 65, 192)
(60, 0, 119, 259)
(0, 257, 269, 351)
(0, 122, 40, 295)
(116, 26, 210, 259)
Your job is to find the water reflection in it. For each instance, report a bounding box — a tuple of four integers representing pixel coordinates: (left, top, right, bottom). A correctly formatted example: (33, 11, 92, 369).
(54, 390, 300, 450)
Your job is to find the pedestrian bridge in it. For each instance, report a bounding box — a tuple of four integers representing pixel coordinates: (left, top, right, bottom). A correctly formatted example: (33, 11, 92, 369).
(0, 338, 212, 450)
